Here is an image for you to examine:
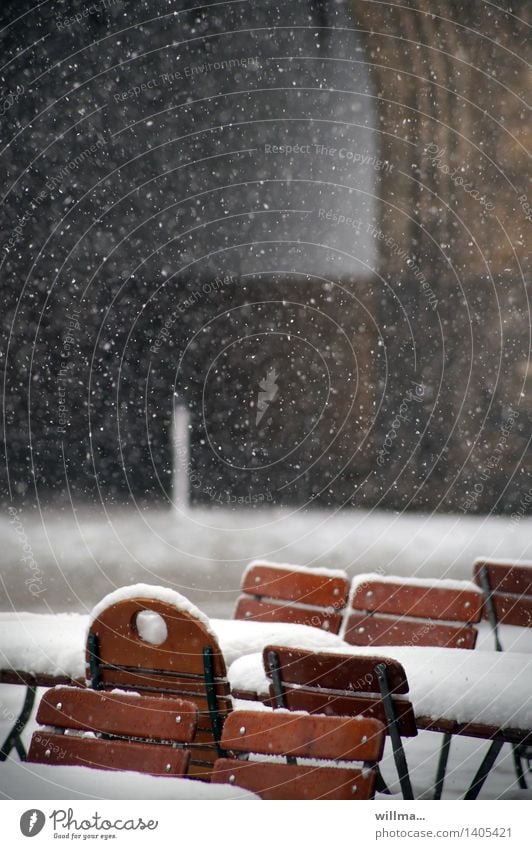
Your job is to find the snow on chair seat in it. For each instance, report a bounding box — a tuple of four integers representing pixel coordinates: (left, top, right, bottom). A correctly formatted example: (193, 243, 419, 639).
(211, 709, 385, 800)
(86, 584, 231, 779)
(262, 645, 416, 800)
(28, 687, 198, 777)
(343, 574, 483, 649)
(234, 561, 349, 633)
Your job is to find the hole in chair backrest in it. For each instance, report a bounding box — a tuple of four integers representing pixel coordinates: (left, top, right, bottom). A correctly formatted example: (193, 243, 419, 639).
(134, 609, 169, 645)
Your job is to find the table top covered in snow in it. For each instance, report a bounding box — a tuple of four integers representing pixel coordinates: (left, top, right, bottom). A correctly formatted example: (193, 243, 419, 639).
(228, 645, 532, 734)
(0, 611, 347, 681)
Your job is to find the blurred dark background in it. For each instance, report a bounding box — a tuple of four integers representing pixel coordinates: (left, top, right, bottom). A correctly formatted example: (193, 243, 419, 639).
(1, 0, 531, 514)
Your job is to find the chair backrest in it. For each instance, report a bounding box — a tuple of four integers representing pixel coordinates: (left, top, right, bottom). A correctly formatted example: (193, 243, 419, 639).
(211, 709, 385, 799)
(262, 645, 417, 737)
(234, 562, 350, 633)
(473, 559, 532, 647)
(28, 687, 198, 777)
(343, 574, 483, 649)
(86, 591, 231, 778)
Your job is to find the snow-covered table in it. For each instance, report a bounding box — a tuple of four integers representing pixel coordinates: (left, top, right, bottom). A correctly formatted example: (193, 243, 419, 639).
(228, 644, 532, 737)
(229, 644, 532, 799)
(0, 612, 347, 683)
(0, 608, 347, 761)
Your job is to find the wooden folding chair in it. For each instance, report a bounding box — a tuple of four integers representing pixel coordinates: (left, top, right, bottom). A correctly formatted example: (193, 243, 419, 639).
(343, 574, 483, 649)
(234, 562, 349, 634)
(262, 645, 417, 799)
(474, 557, 532, 790)
(342, 573, 483, 798)
(27, 687, 198, 776)
(474, 558, 532, 650)
(212, 709, 385, 799)
(86, 594, 231, 778)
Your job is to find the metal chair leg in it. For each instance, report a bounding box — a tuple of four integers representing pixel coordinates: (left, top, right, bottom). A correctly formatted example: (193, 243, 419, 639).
(267, 649, 286, 708)
(375, 765, 392, 794)
(376, 663, 414, 800)
(464, 739, 504, 800)
(87, 632, 102, 689)
(0, 684, 37, 762)
(433, 731, 452, 800)
(478, 566, 503, 652)
(512, 745, 528, 790)
(202, 646, 223, 755)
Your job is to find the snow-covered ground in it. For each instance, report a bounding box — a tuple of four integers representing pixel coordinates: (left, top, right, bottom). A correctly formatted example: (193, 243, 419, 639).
(3, 505, 532, 617)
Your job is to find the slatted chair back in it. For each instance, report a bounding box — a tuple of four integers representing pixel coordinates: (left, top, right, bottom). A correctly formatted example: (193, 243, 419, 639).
(28, 687, 198, 777)
(262, 644, 416, 799)
(212, 710, 385, 799)
(86, 594, 231, 778)
(343, 575, 483, 649)
(474, 559, 532, 650)
(234, 562, 350, 633)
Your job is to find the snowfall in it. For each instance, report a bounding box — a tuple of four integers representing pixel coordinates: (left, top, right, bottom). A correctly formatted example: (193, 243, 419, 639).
(2, 505, 532, 801)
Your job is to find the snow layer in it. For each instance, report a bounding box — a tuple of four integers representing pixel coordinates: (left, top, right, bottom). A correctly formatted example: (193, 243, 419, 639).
(0, 760, 258, 800)
(245, 559, 348, 580)
(88, 583, 214, 635)
(229, 654, 270, 695)
(474, 556, 532, 568)
(0, 613, 87, 679)
(230, 646, 532, 731)
(0, 610, 347, 678)
(350, 573, 480, 593)
(212, 618, 347, 667)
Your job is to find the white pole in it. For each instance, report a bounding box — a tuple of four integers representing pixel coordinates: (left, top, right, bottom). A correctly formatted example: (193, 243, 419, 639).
(172, 397, 190, 513)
